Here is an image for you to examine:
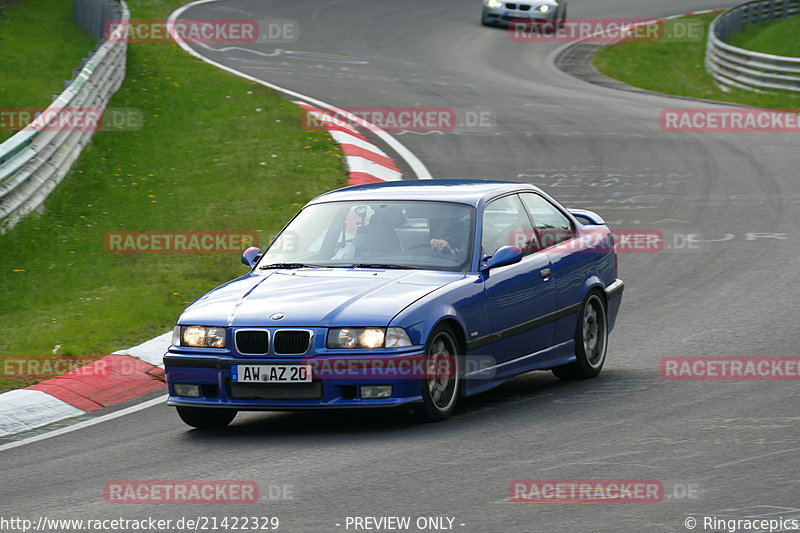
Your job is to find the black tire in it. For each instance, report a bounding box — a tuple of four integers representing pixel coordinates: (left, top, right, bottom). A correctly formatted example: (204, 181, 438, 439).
(552, 291, 607, 380)
(176, 406, 237, 429)
(415, 325, 462, 422)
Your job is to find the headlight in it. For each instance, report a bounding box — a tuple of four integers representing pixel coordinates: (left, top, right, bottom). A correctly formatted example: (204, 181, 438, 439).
(180, 325, 226, 348)
(486, 0, 503, 8)
(327, 327, 412, 349)
(538, 4, 551, 12)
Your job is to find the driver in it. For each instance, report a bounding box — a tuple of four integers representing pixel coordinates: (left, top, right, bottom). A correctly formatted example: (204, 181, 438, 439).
(429, 214, 469, 255)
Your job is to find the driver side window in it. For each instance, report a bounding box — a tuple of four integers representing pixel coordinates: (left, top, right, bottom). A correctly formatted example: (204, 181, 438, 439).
(481, 195, 535, 257)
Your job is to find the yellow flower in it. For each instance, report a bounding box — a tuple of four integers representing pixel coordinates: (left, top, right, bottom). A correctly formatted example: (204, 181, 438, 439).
(172, 292, 179, 296)
(148, 194, 155, 198)
(12, 269, 25, 273)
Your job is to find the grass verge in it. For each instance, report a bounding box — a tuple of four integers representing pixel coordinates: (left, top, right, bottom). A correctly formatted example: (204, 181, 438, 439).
(728, 15, 800, 57)
(593, 13, 800, 109)
(0, 0, 98, 142)
(0, 0, 348, 393)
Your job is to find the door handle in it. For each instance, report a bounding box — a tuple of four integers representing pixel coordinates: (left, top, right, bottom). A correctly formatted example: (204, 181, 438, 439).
(540, 268, 552, 279)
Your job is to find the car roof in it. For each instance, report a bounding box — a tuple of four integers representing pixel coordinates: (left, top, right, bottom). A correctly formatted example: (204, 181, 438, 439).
(308, 179, 543, 207)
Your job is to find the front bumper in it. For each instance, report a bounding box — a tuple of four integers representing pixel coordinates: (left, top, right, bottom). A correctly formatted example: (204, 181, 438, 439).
(164, 349, 427, 410)
(483, 6, 557, 25)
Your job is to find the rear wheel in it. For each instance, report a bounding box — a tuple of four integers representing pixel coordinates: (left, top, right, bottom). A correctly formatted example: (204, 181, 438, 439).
(176, 406, 237, 429)
(416, 325, 461, 422)
(552, 291, 607, 380)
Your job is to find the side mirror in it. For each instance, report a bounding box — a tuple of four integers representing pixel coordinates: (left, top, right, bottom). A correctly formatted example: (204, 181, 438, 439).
(481, 246, 523, 272)
(569, 209, 605, 226)
(241, 246, 261, 268)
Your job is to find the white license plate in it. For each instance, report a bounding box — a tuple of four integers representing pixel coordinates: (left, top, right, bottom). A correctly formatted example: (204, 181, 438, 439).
(231, 364, 312, 383)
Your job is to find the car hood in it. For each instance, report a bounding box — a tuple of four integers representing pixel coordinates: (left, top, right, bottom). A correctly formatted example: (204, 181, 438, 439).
(178, 268, 465, 327)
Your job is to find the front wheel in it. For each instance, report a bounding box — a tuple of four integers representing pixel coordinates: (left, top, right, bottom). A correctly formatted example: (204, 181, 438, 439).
(416, 325, 462, 422)
(552, 291, 607, 380)
(176, 406, 237, 429)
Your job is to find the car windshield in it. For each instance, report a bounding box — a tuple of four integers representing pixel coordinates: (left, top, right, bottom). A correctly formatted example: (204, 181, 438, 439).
(258, 200, 475, 272)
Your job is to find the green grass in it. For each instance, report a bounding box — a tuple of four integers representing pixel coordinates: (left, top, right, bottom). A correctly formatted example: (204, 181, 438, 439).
(728, 15, 800, 57)
(0, 0, 98, 142)
(594, 13, 800, 109)
(0, 0, 348, 392)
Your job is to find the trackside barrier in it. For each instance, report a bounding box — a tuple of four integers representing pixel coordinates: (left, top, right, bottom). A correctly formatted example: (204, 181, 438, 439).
(706, 0, 800, 92)
(0, 0, 129, 231)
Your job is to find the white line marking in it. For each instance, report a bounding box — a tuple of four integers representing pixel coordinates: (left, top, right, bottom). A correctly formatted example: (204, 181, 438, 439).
(713, 447, 800, 469)
(0, 395, 167, 452)
(167, 0, 432, 180)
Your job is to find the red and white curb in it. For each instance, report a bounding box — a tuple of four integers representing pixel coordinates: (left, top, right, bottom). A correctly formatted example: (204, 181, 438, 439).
(0, 334, 170, 437)
(297, 102, 403, 185)
(0, 0, 419, 439)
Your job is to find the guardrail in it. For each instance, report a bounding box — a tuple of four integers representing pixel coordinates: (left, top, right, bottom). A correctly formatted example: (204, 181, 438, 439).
(706, 0, 800, 93)
(0, 0, 129, 231)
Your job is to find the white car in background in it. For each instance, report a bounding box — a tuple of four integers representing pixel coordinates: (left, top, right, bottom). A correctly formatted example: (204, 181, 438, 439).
(481, 0, 567, 27)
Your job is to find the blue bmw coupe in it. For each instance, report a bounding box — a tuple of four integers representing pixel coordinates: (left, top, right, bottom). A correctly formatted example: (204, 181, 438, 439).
(164, 180, 623, 427)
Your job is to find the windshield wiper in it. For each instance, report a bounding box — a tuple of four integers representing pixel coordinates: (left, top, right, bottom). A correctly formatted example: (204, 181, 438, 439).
(259, 262, 324, 270)
(346, 263, 417, 270)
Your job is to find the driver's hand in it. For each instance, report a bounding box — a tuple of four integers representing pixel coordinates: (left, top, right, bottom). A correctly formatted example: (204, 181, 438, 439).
(430, 239, 454, 254)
